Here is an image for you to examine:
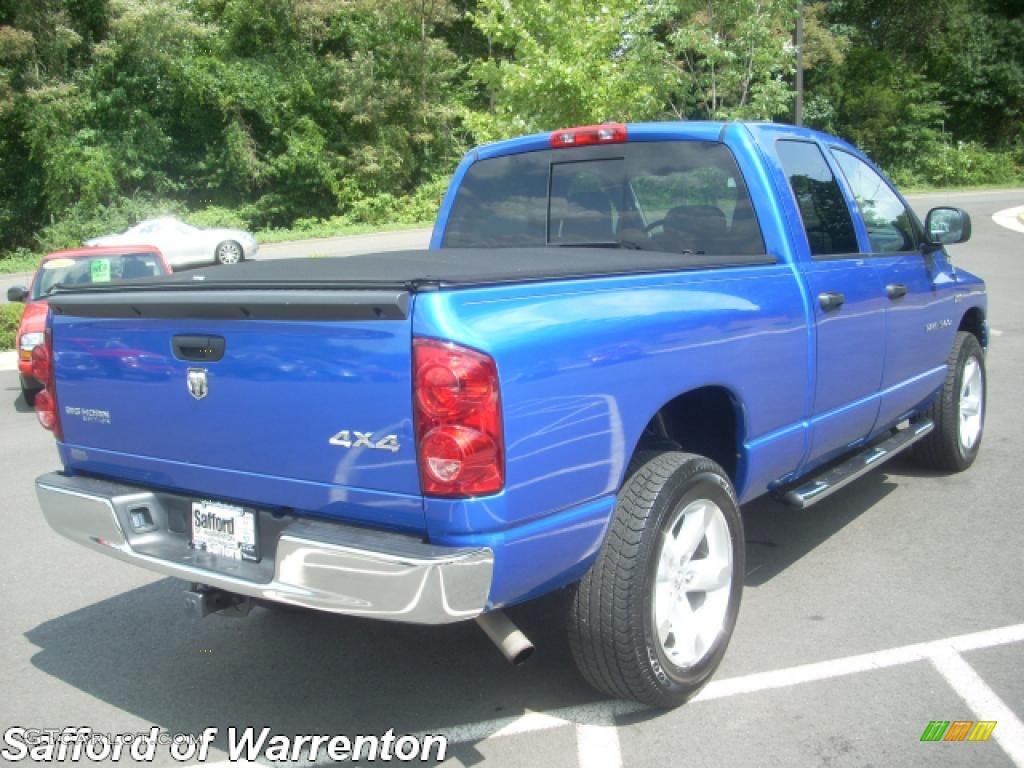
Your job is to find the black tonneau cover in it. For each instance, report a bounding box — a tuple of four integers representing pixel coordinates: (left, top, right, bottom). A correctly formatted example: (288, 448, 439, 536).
(51, 246, 776, 296)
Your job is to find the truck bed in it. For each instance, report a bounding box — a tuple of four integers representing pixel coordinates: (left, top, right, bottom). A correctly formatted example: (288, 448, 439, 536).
(51, 247, 777, 296)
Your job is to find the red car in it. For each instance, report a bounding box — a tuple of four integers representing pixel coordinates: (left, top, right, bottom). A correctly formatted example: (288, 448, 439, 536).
(6, 245, 170, 404)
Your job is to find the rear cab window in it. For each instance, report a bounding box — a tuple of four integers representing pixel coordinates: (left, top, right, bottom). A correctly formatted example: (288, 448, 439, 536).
(442, 141, 767, 259)
(775, 140, 859, 259)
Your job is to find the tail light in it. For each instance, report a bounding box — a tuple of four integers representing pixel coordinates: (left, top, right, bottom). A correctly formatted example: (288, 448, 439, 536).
(413, 338, 503, 497)
(549, 123, 627, 148)
(32, 328, 62, 439)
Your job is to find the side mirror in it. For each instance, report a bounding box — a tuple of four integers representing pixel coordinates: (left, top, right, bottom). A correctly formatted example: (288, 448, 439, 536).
(6, 285, 28, 303)
(924, 207, 972, 247)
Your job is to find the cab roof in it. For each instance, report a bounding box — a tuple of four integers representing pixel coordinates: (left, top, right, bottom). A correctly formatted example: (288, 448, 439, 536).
(472, 120, 861, 162)
(42, 244, 163, 261)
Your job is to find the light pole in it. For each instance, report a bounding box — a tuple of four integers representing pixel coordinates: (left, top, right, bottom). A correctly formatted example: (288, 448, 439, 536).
(795, 1, 804, 126)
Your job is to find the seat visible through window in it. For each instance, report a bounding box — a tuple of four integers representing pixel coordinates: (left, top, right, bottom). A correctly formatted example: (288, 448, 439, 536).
(122, 258, 157, 279)
(559, 187, 616, 243)
(660, 205, 726, 254)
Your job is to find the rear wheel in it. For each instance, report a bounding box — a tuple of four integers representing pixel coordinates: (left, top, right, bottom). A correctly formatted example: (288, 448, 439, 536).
(568, 452, 744, 707)
(913, 331, 986, 472)
(215, 240, 243, 265)
(19, 375, 41, 406)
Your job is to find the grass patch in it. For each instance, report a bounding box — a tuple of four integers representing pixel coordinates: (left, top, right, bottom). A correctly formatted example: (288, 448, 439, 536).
(901, 182, 1024, 195)
(1, 302, 23, 351)
(0, 249, 41, 276)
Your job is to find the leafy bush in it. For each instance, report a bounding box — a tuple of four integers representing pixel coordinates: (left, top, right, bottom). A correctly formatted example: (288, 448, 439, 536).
(0, 302, 23, 350)
(888, 142, 1023, 188)
(184, 205, 254, 231)
(0, 248, 42, 274)
(356, 178, 448, 225)
(258, 178, 447, 240)
(933, 142, 1021, 186)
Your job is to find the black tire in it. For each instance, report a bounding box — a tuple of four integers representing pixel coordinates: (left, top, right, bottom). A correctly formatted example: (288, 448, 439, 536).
(568, 452, 744, 707)
(20, 375, 41, 406)
(913, 331, 986, 472)
(214, 240, 244, 265)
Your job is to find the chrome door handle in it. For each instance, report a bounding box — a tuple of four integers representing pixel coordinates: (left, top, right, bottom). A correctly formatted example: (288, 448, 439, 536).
(886, 283, 908, 300)
(818, 291, 845, 311)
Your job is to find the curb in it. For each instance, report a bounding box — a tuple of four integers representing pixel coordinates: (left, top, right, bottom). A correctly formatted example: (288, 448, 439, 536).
(0, 350, 18, 372)
(992, 205, 1024, 234)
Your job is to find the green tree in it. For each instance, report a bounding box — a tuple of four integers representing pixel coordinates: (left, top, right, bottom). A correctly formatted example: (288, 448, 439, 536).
(922, 0, 1024, 146)
(468, 0, 671, 140)
(326, 0, 469, 202)
(0, 0, 108, 250)
(661, 0, 800, 121)
(831, 48, 947, 173)
(821, 0, 1024, 180)
(1, 0, 1020, 261)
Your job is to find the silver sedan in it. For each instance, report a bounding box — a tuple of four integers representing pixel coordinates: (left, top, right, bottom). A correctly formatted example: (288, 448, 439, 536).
(85, 217, 258, 269)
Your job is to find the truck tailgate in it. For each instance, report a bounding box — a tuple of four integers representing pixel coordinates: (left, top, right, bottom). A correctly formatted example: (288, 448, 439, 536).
(47, 287, 423, 531)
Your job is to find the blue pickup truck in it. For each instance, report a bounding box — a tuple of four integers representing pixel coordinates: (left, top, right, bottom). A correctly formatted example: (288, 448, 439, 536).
(31, 122, 986, 707)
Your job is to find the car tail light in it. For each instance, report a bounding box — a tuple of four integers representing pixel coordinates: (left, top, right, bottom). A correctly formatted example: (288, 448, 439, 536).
(30, 343, 51, 383)
(32, 329, 62, 439)
(549, 123, 627, 148)
(413, 338, 503, 497)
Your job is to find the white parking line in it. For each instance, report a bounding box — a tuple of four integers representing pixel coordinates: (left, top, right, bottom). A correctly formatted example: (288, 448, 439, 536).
(575, 719, 622, 768)
(201, 623, 1024, 767)
(415, 622, 1024, 765)
(0, 350, 17, 372)
(930, 647, 1024, 766)
(438, 703, 642, 746)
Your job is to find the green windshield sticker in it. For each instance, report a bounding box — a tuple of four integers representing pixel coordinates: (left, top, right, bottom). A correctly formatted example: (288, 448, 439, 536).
(90, 258, 111, 283)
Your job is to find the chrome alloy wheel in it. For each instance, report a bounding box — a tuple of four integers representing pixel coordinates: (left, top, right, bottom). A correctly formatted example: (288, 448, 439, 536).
(216, 241, 243, 264)
(652, 498, 733, 669)
(958, 356, 984, 453)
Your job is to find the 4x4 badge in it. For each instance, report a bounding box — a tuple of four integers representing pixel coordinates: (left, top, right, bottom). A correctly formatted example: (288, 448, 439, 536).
(329, 430, 400, 453)
(187, 368, 209, 400)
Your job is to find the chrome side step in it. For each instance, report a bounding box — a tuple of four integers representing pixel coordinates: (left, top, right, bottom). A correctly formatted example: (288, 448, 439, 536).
(778, 420, 934, 509)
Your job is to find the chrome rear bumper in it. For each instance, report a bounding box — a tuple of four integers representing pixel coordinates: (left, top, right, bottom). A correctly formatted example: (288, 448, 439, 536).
(35, 472, 492, 624)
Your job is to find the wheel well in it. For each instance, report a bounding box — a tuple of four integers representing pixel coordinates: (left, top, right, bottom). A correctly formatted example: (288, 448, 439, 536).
(636, 387, 743, 485)
(959, 307, 987, 349)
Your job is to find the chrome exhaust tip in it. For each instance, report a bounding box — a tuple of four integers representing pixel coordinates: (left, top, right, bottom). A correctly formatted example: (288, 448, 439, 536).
(475, 610, 535, 665)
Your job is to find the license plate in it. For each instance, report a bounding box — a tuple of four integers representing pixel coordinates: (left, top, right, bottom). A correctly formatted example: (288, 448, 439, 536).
(191, 500, 258, 561)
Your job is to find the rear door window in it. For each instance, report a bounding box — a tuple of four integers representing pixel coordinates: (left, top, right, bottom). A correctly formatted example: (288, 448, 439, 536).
(443, 141, 766, 257)
(776, 140, 859, 258)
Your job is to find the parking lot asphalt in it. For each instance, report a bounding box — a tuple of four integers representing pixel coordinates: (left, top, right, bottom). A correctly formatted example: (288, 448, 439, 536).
(256, 227, 432, 261)
(1, 189, 1022, 767)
